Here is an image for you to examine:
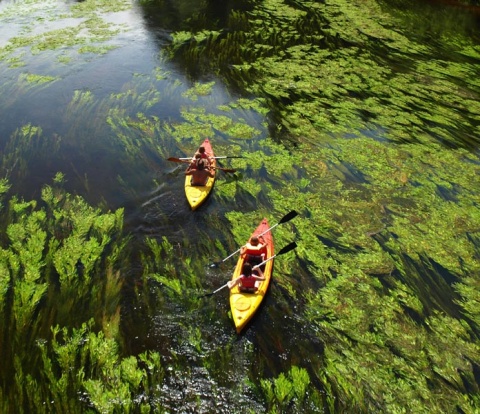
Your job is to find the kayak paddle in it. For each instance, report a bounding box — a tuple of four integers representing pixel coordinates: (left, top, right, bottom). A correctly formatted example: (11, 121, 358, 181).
(178, 156, 243, 160)
(167, 157, 236, 173)
(209, 210, 299, 268)
(198, 282, 230, 298)
(199, 241, 297, 298)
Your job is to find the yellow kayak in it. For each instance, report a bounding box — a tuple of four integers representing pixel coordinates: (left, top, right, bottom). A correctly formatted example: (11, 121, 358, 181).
(229, 218, 274, 333)
(184, 138, 216, 210)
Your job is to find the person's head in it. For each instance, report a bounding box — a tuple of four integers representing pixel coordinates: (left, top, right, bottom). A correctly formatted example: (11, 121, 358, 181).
(242, 262, 253, 277)
(194, 153, 201, 160)
(250, 236, 259, 246)
(196, 159, 206, 171)
(198, 146, 206, 154)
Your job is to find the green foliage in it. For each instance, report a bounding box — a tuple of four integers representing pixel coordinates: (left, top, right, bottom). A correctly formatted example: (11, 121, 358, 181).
(39, 322, 164, 413)
(260, 366, 312, 412)
(0, 180, 133, 411)
(182, 81, 216, 101)
(0, 0, 130, 67)
(0, 124, 56, 181)
(19, 73, 58, 84)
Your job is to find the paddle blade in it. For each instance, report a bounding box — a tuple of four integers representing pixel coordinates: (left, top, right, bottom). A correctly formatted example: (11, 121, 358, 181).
(277, 241, 298, 256)
(198, 291, 216, 298)
(167, 157, 188, 163)
(279, 210, 299, 224)
(198, 282, 229, 297)
(217, 168, 237, 173)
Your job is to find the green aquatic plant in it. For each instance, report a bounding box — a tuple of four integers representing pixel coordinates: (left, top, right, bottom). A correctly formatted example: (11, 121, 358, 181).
(69, 89, 94, 108)
(34, 321, 164, 413)
(19, 73, 58, 84)
(454, 276, 480, 327)
(70, 0, 133, 15)
(0, 124, 60, 182)
(304, 259, 480, 412)
(0, 178, 137, 411)
(78, 44, 118, 55)
(182, 81, 216, 101)
(178, 106, 262, 141)
(0, 0, 132, 67)
(289, 365, 310, 402)
(150, 273, 183, 296)
(186, 326, 203, 353)
(260, 366, 314, 412)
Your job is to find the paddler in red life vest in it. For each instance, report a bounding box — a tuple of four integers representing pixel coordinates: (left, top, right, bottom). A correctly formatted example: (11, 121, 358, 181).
(240, 235, 266, 267)
(192, 146, 213, 167)
(228, 262, 265, 293)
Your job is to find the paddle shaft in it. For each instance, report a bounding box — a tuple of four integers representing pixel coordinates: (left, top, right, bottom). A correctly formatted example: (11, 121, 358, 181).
(178, 156, 243, 160)
(168, 157, 236, 173)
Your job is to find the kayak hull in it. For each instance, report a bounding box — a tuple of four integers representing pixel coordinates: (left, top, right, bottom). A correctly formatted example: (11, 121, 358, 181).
(229, 218, 274, 333)
(184, 138, 216, 210)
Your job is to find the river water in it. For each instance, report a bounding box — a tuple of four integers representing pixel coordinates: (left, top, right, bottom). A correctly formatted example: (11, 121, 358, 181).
(1, 0, 479, 412)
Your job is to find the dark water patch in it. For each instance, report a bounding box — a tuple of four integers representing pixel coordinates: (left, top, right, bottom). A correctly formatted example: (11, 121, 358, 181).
(468, 357, 480, 389)
(370, 231, 467, 321)
(328, 160, 369, 184)
(317, 234, 364, 254)
(375, 269, 427, 323)
(398, 253, 464, 319)
(435, 183, 460, 202)
(248, 276, 324, 365)
(296, 257, 327, 291)
(465, 232, 480, 260)
(458, 360, 480, 395)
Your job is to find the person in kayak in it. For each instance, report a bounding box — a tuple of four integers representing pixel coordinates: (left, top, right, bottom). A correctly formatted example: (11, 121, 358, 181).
(240, 236, 266, 267)
(185, 158, 214, 186)
(228, 262, 265, 293)
(193, 145, 213, 166)
(189, 153, 202, 168)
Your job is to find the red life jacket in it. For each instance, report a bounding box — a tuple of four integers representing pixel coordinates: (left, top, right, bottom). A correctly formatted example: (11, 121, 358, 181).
(240, 275, 256, 289)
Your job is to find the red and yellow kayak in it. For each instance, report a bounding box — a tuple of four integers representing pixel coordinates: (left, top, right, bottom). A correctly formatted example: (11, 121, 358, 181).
(229, 218, 274, 333)
(184, 138, 216, 210)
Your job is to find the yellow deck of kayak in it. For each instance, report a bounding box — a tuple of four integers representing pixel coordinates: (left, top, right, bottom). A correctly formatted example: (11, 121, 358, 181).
(184, 139, 216, 210)
(229, 219, 274, 333)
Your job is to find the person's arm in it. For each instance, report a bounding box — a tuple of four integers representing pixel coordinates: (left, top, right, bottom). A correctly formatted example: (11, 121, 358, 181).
(252, 266, 265, 280)
(228, 277, 241, 289)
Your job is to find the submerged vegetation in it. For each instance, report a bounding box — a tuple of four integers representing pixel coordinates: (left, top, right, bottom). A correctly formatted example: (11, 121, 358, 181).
(0, 0, 479, 412)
